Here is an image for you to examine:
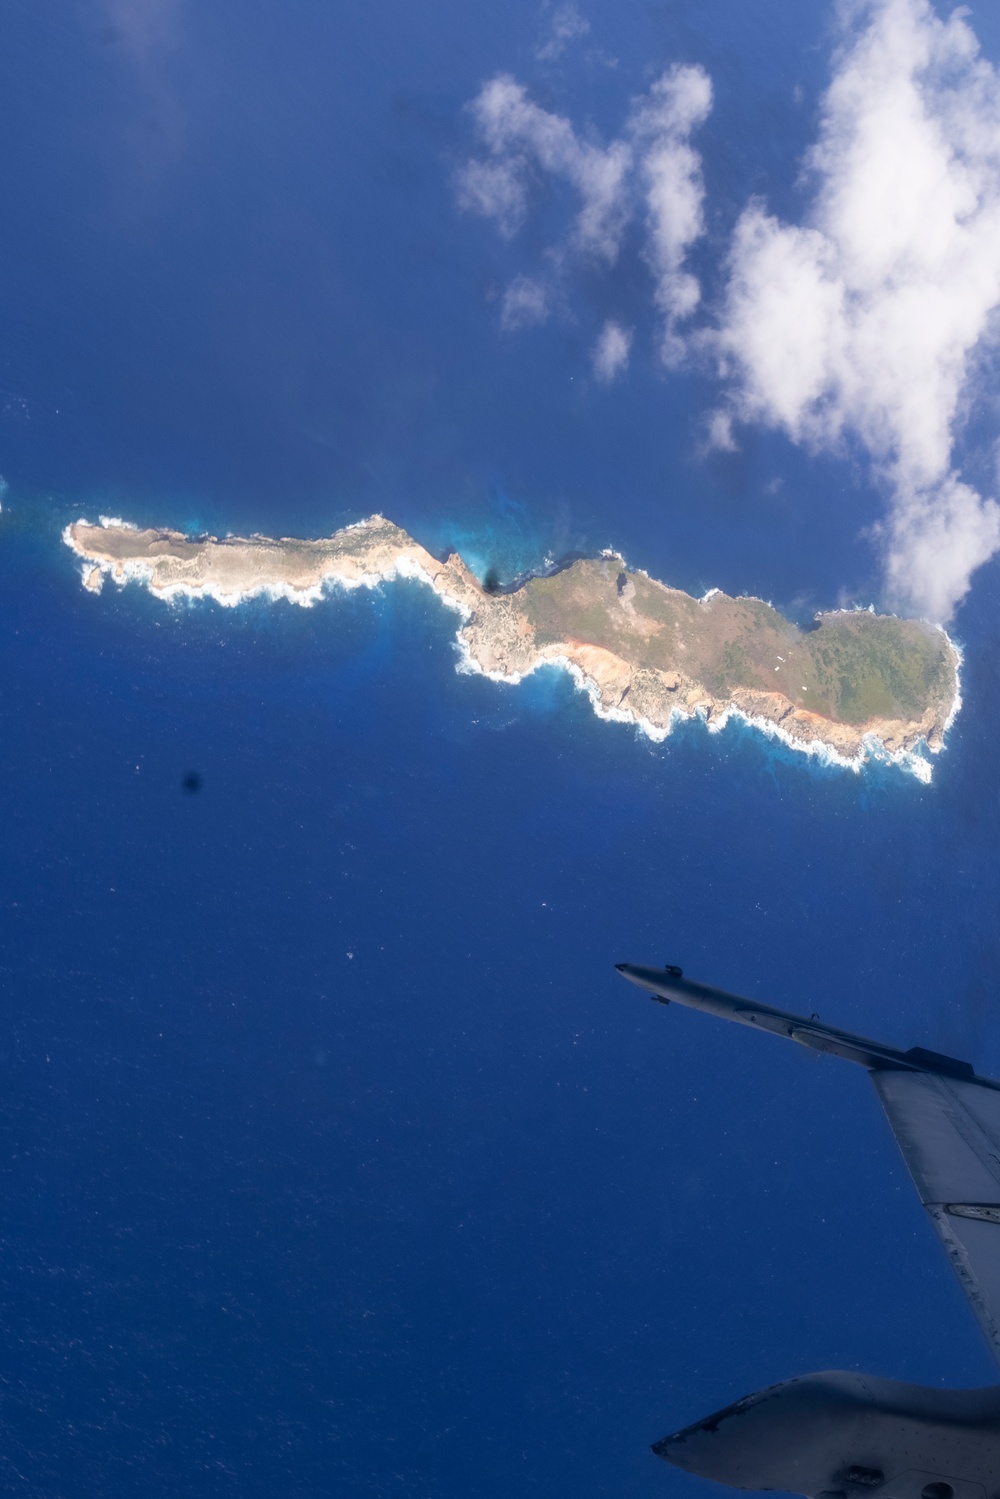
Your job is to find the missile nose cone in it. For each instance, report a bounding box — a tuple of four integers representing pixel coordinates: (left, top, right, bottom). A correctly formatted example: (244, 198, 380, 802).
(617, 962, 679, 989)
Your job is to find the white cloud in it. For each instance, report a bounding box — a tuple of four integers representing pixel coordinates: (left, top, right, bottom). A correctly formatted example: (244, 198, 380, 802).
(715, 0, 1000, 621)
(705, 409, 737, 453)
(883, 476, 1000, 624)
(458, 68, 711, 355)
(630, 64, 712, 363)
(460, 74, 631, 261)
(455, 158, 528, 239)
(501, 275, 551, 331)
(536, 4, 590, 63)
(593, 320, 633, 381)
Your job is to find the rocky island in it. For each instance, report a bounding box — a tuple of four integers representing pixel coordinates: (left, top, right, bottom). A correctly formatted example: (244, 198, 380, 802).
(64, 515, 960, 781)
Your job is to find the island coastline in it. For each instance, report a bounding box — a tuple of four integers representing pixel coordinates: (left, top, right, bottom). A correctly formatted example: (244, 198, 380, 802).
(63, 514, 961, 783)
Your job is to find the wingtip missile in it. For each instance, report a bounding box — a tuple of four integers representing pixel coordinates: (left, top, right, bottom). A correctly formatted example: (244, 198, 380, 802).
(614, 960, 990, 1086)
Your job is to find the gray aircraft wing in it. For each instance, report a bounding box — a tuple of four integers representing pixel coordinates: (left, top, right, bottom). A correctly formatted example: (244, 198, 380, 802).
(616, 963, 1000, 1365)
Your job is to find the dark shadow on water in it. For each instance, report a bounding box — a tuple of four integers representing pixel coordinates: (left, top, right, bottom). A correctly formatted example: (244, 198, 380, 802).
(465, 549, 605, 596)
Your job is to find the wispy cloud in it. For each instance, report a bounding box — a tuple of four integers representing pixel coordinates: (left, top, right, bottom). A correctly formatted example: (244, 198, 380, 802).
(98, 0, 188, 187)
(455, 156, 529, 240)
(456, 66, 711, 356)
(592, 320, 633, 382)
(630, 64, 713, 364)
(458, 75, 632, 262)
(101, 0, 182, 58)
(536, 3, 590, 63)
(713, 0, 1000, 621)
(501, 276, 551, 331)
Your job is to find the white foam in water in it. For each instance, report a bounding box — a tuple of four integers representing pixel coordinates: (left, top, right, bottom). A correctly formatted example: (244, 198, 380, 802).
(66, 522, 957, 784)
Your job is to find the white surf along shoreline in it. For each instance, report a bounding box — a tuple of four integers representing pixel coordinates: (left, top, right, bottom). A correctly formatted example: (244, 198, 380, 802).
(64, 516, 961, 785)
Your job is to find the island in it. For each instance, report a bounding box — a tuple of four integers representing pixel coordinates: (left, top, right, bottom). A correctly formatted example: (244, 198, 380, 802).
(63, 515, 961, 781)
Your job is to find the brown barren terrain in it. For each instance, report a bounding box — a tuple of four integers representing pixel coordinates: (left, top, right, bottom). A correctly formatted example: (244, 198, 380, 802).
(65, 515, 959, 773)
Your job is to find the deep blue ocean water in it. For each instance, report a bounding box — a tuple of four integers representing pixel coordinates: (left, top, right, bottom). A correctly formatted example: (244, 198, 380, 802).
(3, 2, 1000, 1495)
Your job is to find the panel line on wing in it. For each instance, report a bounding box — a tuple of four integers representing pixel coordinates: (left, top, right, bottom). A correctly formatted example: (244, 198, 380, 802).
(924, 1205, 1000, 1359)
(934, 1079, 1000, 1192)
(870, 1069, 1000, 1367)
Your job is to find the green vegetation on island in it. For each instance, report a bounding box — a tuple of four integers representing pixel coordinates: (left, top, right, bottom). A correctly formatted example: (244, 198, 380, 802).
(519, 558, 954, 728)
(64, 516, 960, 775)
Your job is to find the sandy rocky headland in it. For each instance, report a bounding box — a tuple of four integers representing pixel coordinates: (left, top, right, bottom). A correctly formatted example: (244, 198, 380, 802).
(64, 515, 961, 781)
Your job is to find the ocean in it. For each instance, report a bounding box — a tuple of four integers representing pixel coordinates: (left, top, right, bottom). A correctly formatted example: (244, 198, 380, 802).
(2, 505, 999, 1495)
(3, 1, 1000, 1494)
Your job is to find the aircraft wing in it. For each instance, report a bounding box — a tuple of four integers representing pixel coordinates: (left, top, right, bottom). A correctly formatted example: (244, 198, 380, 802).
(616, 963, 1000, 1366)
(871, 1069, 1000, 1361)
